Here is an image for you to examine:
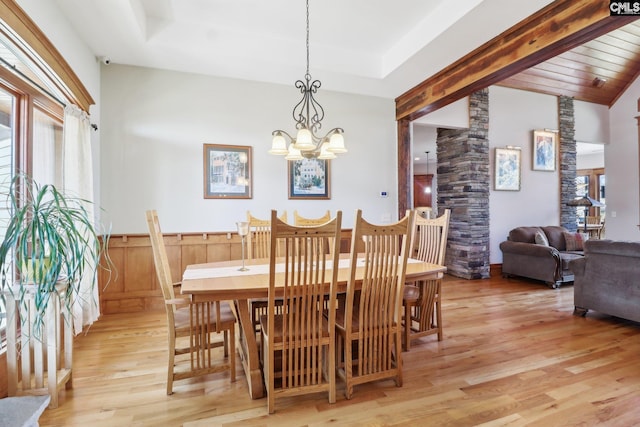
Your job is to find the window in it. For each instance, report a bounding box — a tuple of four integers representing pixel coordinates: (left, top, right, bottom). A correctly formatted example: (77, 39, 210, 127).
(0, 26, 65, 347)
(0, 95, 64, 348)
(0, 85, 14, 341)
(576, 167, 605, 222)
(575, 174, 589, 223)
(598, 174, 606, 221)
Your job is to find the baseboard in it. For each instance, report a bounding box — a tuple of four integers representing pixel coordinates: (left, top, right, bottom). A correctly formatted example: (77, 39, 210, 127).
(490, 264, 502, 277)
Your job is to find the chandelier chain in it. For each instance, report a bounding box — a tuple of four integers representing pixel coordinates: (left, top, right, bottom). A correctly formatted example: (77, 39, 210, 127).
(306, 0, 310, 78)
(269, 0, 346, 160)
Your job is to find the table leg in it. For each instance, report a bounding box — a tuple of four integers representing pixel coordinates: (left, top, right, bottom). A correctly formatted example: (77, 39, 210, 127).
(235, 298, 264, 399)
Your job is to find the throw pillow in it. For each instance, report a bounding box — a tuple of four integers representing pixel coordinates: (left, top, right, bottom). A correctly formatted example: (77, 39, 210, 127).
(534, 230, 549, 246)
(564, 232, 587, 251)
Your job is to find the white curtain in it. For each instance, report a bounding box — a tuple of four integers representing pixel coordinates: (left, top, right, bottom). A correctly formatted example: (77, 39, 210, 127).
(32, 111, 57, 186)
(63, 104, 99, 334)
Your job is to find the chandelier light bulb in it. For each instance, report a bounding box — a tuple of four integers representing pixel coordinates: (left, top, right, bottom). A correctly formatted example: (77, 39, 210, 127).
(318, 141, 337, 160)
(327, 131, 347, 153)
(293, 128, 314, 151)
(284, 144, 303, 161)
(269, 132, 288, 155)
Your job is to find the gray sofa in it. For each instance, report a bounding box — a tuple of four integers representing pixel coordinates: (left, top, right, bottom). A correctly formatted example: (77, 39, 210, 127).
(499, 226, 584, 288)
(570, 239, 640, 322)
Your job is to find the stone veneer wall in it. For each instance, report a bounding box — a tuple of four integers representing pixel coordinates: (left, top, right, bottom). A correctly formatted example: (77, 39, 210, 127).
(559, 96, 578, 231)
(433, 91, 575, 279)
(436, 89, 491, 279)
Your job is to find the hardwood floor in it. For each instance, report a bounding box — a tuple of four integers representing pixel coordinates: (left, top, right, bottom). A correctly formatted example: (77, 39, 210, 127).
(39, 274, 640, 426)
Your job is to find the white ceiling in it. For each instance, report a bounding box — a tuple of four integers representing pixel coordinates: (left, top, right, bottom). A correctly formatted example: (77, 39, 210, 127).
(56, 0, 587, 168)
(54, 0, 554, 99)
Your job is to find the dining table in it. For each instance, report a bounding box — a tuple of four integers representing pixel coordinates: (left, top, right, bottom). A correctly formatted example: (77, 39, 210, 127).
(180, 254, 447, 399)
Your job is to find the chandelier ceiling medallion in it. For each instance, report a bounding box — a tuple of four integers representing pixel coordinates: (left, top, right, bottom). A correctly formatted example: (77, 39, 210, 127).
(269, 0, 346, 161)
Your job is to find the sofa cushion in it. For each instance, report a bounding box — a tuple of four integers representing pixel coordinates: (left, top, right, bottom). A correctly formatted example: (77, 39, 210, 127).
(541, 226, 569, 250)
(534, 230, 549, 246)
(508, 227, 543, 244)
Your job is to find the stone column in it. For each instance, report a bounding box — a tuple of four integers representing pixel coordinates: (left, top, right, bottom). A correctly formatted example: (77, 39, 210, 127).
(559, 96, 577, 231)
(437, 89, 490, 279)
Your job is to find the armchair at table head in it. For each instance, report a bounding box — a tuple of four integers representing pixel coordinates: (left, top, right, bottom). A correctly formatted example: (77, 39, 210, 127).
(146, 210, 236, 395)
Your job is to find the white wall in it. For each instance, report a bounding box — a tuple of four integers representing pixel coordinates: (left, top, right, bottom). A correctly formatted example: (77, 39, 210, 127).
(100, 65, 398, 233)
(577, 152, 604, 170)
(575, 100, 609, 145)
(606, 75, 640, 241)
(16, 0, 103, 208)
(489, 87, 560, 263)
(575, 99, 607, 171)
(412, 125, 437, 177)
(414, 98, 470, 129)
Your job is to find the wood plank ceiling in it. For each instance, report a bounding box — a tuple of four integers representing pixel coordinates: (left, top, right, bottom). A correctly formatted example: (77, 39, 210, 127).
(395, 0, 639, 122)
(498, 20, 640, 106)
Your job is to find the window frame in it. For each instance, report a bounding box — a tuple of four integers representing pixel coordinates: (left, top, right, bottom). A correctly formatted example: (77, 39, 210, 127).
(577, 167, 605, 218)
(0, 0, 89, 348)
(0, 0, 94, 112)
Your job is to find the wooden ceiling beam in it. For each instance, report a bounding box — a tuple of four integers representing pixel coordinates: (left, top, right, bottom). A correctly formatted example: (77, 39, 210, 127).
(395, 0, 637, 122)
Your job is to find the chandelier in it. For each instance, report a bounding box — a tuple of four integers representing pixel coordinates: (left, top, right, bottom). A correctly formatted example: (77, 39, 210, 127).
(269, 0, 346, 161)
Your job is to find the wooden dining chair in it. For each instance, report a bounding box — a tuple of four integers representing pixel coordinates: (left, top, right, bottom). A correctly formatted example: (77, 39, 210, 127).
(293, 210, 336, 256)
(402, 209, 450, 351)
(585, 215, 600, 225)
(146, 210, 236, 395)
(335, 209, 415, 399)
(415, 206, 433, 219)
(586, 215, 602, 239)
(293, 209, 331, 226)
(247, 211, 287, 335)
(260, 209, 342, 413)
(247, 211, 288, 260)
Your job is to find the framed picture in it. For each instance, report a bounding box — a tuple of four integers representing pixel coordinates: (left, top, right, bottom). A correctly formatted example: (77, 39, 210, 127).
(288, 158, 330, 199)
(494, 147, 521, 191)
(203, 144, 252, 199)
(532, 130, 556, 171)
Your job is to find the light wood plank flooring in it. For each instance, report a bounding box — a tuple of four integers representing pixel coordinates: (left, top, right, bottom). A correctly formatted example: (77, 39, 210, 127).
(39, 274, 640, 426)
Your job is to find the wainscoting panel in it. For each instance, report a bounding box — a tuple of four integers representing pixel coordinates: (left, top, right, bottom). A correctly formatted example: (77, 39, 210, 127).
(98, 230, 354, 314)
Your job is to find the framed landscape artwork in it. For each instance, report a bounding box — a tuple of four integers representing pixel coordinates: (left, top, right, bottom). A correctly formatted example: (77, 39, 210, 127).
(288, 158, 330, 199)
(532, 130, 556, 171)
(203, 144, 252, 199)
(494, 147, 521, 191)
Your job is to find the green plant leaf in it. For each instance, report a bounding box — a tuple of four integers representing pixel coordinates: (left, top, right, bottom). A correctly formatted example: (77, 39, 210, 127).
(0, 174, 113, 339)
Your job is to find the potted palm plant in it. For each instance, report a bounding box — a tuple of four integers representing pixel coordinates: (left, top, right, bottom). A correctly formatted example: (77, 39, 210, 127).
(0, 174, 110, 407)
